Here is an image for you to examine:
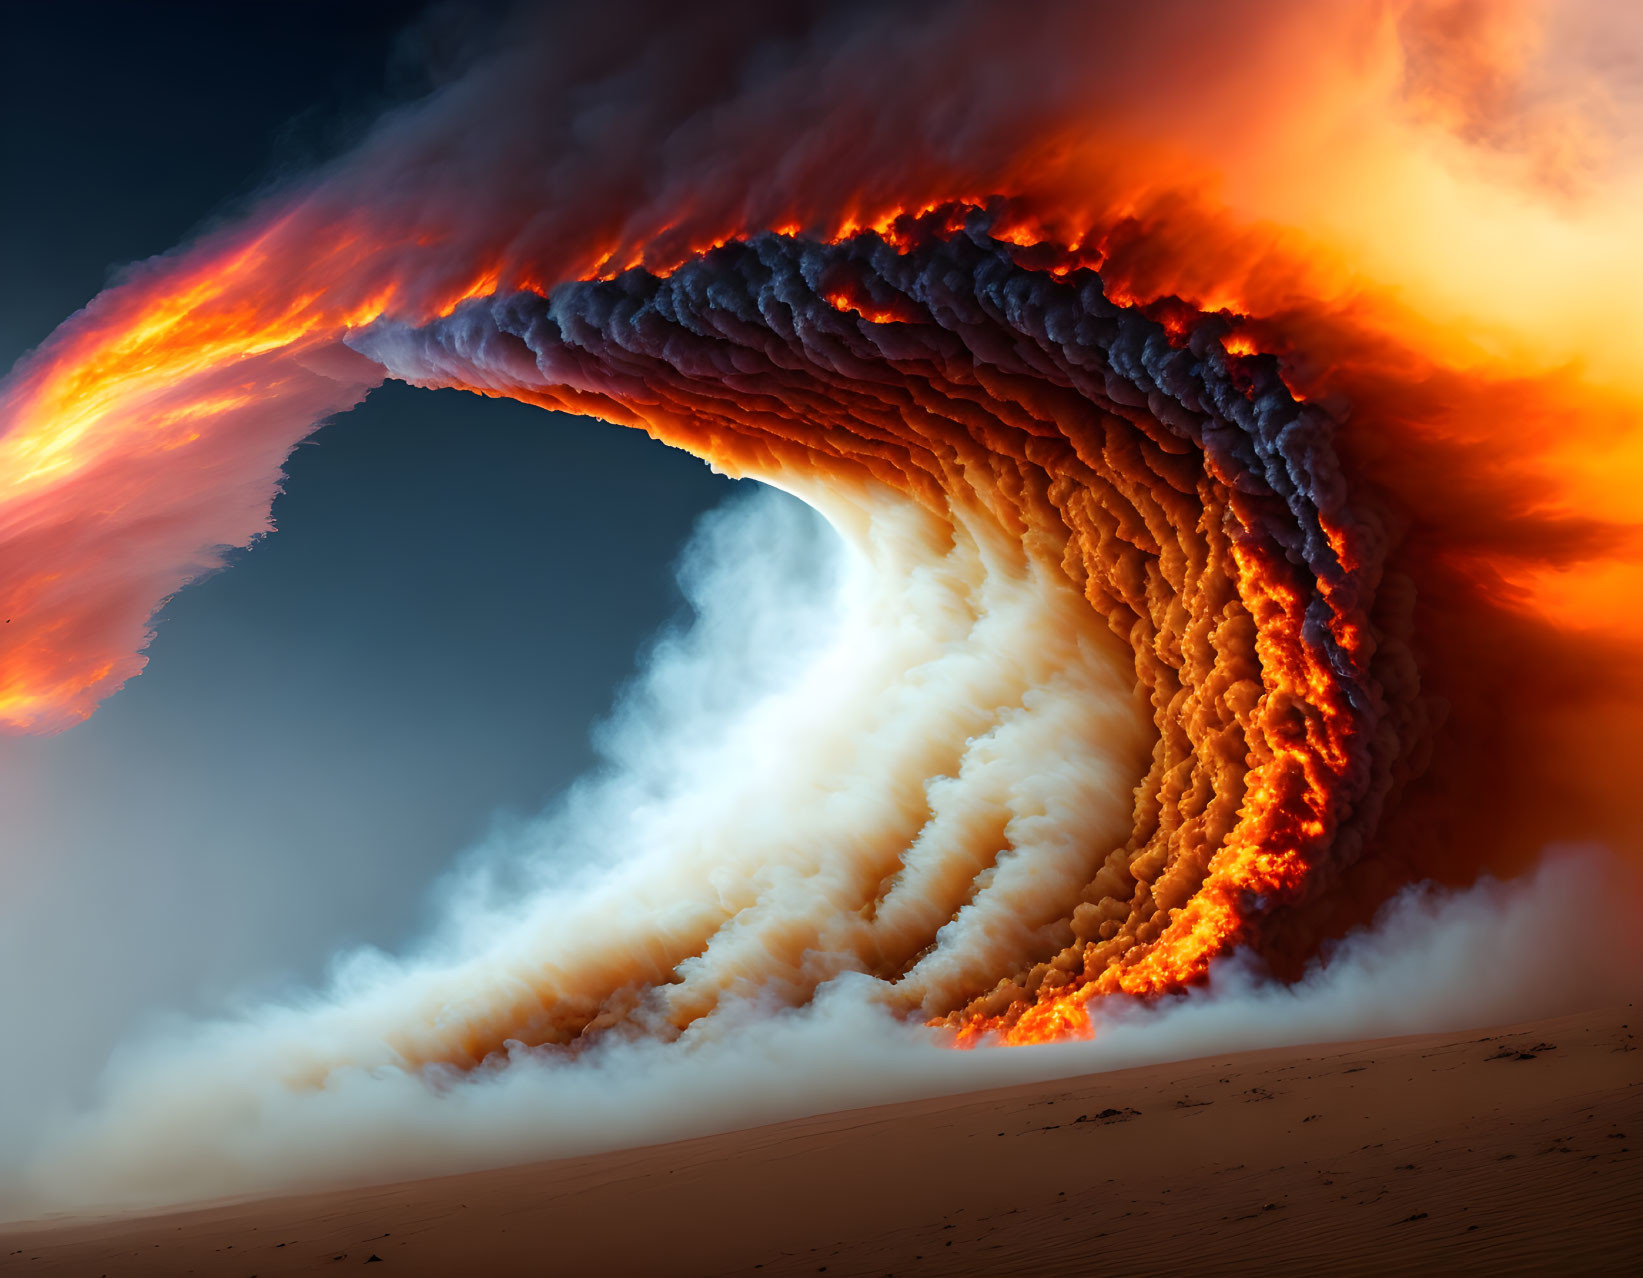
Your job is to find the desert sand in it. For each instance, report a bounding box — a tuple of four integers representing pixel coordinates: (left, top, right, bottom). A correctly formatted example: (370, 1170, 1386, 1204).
(3, 1005, 1637, 1277)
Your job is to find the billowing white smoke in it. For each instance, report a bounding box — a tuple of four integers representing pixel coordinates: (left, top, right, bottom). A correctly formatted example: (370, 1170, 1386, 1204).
(9, 475, 1152, 1209)
(6, 483, 1636, 1217)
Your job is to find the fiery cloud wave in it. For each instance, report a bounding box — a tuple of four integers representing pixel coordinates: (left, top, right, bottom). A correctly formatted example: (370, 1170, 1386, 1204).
(1, 0, 1639, 1069)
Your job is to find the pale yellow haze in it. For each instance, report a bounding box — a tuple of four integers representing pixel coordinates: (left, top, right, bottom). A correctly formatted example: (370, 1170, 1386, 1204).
(1166, 0, 1643, 629)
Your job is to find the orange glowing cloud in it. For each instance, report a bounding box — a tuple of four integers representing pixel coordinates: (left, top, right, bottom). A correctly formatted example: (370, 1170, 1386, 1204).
(1, 0, 1636, 1051)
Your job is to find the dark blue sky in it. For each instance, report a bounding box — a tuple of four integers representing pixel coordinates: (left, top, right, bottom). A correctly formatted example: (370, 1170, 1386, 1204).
(0, 2, 738, 1093)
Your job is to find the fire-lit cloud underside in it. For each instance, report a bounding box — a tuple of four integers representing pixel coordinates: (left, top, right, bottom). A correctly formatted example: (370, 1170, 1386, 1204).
(1, 0, 1639, 1056)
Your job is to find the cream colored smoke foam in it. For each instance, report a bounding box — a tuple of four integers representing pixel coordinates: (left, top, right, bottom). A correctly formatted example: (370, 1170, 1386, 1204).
(12, 480, 1150, 1203)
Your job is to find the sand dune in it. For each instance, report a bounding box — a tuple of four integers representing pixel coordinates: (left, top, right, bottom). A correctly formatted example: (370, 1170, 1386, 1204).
(3, 1005, 1637, 1277)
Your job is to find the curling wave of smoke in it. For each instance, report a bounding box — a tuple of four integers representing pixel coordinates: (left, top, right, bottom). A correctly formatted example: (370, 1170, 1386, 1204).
(6, 489, 1636, 1216)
